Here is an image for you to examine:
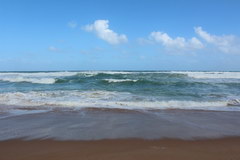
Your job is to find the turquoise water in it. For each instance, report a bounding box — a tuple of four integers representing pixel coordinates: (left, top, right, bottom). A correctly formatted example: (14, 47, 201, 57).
(0, 71, 240, 112)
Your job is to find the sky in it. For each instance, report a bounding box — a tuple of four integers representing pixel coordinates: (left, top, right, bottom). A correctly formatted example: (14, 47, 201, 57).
(0, 0, 240, 71)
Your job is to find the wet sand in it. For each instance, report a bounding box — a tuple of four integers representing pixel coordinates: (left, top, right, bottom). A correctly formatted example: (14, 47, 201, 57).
(1, 109, 240, 159)
(1, 137, 240, 160)
(2, 110, 240, 140)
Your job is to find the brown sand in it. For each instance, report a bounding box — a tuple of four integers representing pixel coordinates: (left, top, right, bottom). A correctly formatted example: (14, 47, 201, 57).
(0, 138, 240, 160)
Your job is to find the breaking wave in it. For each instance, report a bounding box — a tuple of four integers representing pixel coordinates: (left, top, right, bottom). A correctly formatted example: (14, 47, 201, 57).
(1, 71, 240, 84)
(171, 71, 240, 79)
(0, 72, 78, 84)
(103, 79, 138, 83)
(0, 91, 239, 112)
(0, 77, 56, 84)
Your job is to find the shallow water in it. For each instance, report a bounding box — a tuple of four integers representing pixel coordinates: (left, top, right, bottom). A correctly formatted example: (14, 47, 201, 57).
(1, 109, 240, 140)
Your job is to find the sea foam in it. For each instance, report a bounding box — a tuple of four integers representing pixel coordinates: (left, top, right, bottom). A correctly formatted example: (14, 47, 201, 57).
(0, 90, 238, 112)
(103, 79, 138, 83)
(0, 72, 78, 84)
(171, 71, 240, 79)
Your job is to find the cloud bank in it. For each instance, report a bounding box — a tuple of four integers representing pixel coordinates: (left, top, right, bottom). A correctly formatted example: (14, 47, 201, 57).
(148, 27, 240, 54)
(195, 27, 240, 54)
(83, 20, 128, 45)
(149, 32, 204, 51)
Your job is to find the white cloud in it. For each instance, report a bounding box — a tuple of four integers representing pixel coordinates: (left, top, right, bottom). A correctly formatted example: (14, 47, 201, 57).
(68, 21, 77, 28)
(149, 31, 204, 51)
(83, 20, 128, 45)
(195, 27, 240, 54)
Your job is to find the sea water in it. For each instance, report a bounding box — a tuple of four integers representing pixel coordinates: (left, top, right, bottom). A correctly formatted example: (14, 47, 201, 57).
(1, 71, 240, 140)
(0, 71, 240, 114)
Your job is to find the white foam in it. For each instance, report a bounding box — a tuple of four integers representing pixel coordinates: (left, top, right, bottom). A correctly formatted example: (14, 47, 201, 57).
(171, 71, 240, 79)
(227, 99, 240, 106)
(0, 72, 78, 77)
(0, 72, 78, 84)
(0, 77, 56, 84)
(0, 71, 144, 84)
(0, 71, 137, 84)
(104, 79, 138, 83)
(0, 91, 238, 112)
(96, 71, 240, 79)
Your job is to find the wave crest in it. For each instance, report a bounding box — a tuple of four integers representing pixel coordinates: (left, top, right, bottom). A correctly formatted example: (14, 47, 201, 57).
(1, 71, 240, 85)
(172, 71, 240, 79)
(0, 72, 78, 84)
(103, 79, 138, 83)
(0, 77, 56, 84)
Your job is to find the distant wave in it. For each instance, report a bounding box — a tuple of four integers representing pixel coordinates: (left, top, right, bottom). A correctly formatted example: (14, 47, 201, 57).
(1, 71, 240, 84)
(0, 90, 239, 112)
(0, 71, 137, 84)
(0, 72, 78, 84)
(0, 77, 56, 84)
(103, 79, 138, 83)
(0, 72, 78, 77)
(171, 71, 240, 79)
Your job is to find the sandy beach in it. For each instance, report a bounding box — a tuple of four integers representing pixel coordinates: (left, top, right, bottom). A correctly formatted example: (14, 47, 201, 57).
(1, 137, 240, 160)
(1, 107, 240, 160)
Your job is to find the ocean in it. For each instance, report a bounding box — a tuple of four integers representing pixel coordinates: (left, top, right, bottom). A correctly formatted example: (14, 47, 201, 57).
(0, 71, 240, 113)
(1, 71, 240, 140)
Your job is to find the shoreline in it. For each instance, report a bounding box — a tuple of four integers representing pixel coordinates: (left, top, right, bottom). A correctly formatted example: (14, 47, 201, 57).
(1, 109, 240, 140)
(1, 137, 240, 160)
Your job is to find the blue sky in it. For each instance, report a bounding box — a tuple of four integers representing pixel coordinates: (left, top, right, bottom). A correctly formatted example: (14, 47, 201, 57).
(0, 0, 240, 71)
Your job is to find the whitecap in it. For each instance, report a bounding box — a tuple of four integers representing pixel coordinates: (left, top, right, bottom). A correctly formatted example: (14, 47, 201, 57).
(0, 72, 78, 84)
(171, 71, 240, 79)
(103, 79, 138, 83)
(0, 77, 56, 84)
